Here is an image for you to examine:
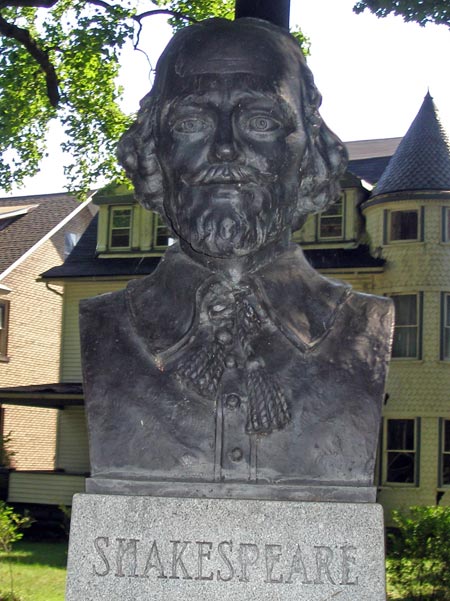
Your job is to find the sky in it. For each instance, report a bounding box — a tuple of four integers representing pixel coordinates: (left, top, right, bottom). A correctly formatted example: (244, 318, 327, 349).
(5, 0, 450, 197)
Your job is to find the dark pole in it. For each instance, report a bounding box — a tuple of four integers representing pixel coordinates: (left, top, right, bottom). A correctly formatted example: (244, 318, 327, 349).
(234, 0, 290, 29)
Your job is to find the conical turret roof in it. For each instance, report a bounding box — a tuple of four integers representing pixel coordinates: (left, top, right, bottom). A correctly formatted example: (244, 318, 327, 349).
(372, 93, 450, 198)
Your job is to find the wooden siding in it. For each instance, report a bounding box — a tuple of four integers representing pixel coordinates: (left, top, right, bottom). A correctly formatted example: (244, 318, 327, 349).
(8, 472, 85, 505)
(56, 407, 90, 473)
(61, 280, 127, 382)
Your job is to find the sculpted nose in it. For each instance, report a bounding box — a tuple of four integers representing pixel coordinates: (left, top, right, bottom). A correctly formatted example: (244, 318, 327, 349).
(211, 114, 238, 162)
(214, 142, 237, 161)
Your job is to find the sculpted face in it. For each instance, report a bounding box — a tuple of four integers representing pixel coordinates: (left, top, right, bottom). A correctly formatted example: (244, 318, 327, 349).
(155, 37, 307, 258)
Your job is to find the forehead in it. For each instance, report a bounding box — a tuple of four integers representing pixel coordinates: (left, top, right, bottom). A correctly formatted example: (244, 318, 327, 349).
(165, 73, 283, 105)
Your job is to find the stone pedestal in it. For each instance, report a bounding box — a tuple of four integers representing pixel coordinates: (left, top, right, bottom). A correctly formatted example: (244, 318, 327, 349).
(66, 494, 386, 600)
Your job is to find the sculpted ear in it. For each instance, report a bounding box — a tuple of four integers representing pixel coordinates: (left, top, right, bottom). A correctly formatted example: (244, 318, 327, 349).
(117, 95, 165, 213)
(291, 65, 347, 232)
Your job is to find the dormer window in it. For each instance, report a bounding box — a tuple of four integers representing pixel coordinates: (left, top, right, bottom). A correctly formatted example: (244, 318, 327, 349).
(153, 215, 175, 249)
(318, 196, 344, 240)
(110, 207, 132, 250)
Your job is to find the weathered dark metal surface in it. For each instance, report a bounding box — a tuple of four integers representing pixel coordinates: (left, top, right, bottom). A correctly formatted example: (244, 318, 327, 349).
(80, 18, 393, 500)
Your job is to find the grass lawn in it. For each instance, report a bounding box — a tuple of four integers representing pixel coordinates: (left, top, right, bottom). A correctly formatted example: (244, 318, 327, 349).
(0, 542, 67, 601)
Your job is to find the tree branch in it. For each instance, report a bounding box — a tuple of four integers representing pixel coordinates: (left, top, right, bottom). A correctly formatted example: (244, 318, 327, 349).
(0, 13, 60, 107)
(0, 0, 57, 7)
(133, 8, 197, 24)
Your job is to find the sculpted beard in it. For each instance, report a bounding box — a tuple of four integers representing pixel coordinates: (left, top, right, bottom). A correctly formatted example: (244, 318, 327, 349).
(166, 165, 293, 257)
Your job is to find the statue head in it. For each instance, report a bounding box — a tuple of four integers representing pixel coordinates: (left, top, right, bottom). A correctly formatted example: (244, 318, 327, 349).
(118, 18, 347, 259)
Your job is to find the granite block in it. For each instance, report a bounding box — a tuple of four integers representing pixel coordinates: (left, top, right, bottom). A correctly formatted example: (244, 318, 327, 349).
(66, 494, 386, 600)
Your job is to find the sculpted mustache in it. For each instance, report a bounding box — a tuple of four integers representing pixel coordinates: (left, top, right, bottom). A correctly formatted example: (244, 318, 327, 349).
(181, 164, 277, 186)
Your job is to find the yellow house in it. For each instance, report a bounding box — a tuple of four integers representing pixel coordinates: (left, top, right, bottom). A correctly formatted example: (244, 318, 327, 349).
(1, 94, 449, 522)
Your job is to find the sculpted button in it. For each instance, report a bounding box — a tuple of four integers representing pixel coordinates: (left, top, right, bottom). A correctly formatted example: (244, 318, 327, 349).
(229, 447, 243, 462)
(216, 329, 233, 345)
(225, 393, 241, 409)
(225, 355, 237, 368)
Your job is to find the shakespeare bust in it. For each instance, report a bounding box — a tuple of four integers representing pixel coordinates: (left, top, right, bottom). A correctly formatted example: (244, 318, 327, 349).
(80, 18, 393, 501)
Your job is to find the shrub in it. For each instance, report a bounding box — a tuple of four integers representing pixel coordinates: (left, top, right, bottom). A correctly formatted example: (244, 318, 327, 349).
(387, 506, 450, 600)
(0, 502, 32, 601)
(0, 502, 31, 553)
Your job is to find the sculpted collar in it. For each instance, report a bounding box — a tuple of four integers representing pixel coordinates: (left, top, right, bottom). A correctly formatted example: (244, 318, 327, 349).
(126, 243, 351, 434)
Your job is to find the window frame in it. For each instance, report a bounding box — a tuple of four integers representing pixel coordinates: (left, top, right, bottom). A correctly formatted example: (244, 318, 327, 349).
(440, 293, 450, 361)
(317, 194, 345, 241)
(390, 293, 423, 360)
(0, 299, 10, 361)
(442, 207, 450, 243)
(384, 208, 424, 244)
(153, 214, 174, 250)
(108, 206, 133, 250)
(439, 418, 450, 487)
(383, 417, 420, 486)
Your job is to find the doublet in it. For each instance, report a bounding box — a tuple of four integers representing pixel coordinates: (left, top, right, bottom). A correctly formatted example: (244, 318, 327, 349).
(80, 243, 393, 490)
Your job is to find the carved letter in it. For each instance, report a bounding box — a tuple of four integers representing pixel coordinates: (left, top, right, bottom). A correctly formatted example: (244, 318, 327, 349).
(169, 540, 192, 580)
(265, 544, 283, 584)
(217, 541, 234, 582)
(195, 541, 214, 581)
(115, 538, 139, 578)
(141, 541, 167, 579)
(238, 543, 259, 582)
(340, 545, 359, 585)
(285, 544, 312, 584)
(93, 537, 110, 577)
(314, 546, 336, 585)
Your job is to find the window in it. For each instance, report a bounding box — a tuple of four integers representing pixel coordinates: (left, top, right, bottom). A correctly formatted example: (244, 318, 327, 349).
(109, 207, 132, 249)
(388, 210, 419, 241)
(385, 418, 417, 484)
(441, 294, 450, 360)
(441, 419, 450, 486)
(391, 294, 421, 358)
(0, 300, 10, 359)
(442, 207, 450, 242)
(318, 196, 344, 240)
(153, 215, 175, 249)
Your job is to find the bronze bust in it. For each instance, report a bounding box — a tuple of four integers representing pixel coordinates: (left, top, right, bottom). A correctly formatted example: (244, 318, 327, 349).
(80, 18, 393, 501)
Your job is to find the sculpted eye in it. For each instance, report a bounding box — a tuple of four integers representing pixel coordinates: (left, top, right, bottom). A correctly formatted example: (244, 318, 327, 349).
(173, 118, 210, 134)
(248, 115, 281, 132)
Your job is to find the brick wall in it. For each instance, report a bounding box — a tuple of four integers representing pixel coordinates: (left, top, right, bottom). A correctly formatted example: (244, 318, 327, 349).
(0, 206, 92, 471)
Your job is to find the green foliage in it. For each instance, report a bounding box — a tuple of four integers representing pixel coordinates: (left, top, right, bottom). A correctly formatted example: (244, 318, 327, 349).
(0, 0, 134, 194)
(387, 506, 450, 600)
(353, 0, 450, 29)
(0, 432, 15, 468)
(154, 0, 234, 30)
(0, 502, 32, 553)
(0, 592, 22, 600)
(0, 0, 309, 195)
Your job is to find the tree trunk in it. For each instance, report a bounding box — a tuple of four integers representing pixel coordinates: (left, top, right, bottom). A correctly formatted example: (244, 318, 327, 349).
(234, 0, 290, 29)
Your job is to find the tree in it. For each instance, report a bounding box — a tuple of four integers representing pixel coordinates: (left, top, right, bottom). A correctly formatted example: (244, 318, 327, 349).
(353, 1, 450, 29)
(0, 0, 308, 195)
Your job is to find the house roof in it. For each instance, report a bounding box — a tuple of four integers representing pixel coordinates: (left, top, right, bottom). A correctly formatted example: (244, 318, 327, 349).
(42, 215, 161, 279)
(372, 93, 450, 198)
(304, 246, 384, 271)
(345, 138, 400, 184)
(0, 192, 87, 276)
(0, 383, 83, 407)
(345, 137, 402, 160)
(347, 156, 392, 185)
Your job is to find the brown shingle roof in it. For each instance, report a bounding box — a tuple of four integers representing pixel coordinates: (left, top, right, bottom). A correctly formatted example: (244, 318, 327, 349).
(0, 192, 80, 275)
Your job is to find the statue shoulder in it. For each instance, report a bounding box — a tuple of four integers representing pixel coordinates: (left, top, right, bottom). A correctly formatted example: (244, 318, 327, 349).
(80, 287, 127, 322)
